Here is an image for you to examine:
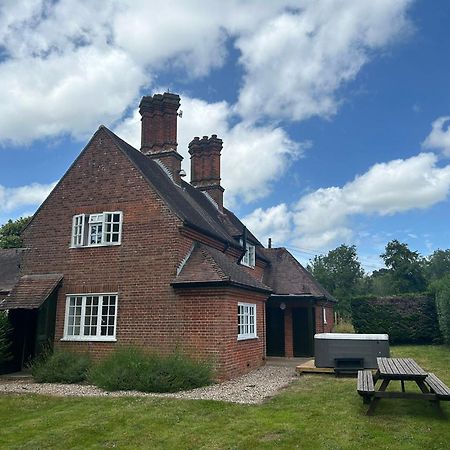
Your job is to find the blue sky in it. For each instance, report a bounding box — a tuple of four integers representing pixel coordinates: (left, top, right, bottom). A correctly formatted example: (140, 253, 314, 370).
(1, 0, 450, 271)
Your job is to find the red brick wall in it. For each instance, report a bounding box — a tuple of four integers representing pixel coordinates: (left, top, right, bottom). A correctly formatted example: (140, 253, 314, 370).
(315, 303, 334, 333)
(21, 129, 190, 356)
(174, 286, 267, 380)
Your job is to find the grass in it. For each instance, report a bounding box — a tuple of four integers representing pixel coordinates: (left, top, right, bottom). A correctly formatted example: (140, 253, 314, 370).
(1, 345, 449, 449)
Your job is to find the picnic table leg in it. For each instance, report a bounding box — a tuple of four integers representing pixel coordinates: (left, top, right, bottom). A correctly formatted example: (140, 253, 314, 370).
(416, 380, 429, 394)
(416, 381, 444, 416)
(401, 380, 405, 392)
(366, 379, 390, 416)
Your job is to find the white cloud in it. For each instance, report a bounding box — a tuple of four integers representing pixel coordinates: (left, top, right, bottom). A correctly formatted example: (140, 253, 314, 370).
(0, 47, 146, 144)
(236, 0, 412, 121)
(242, 204, 293, 247)
(243, 152, 450, 251)
(115, 95, 303, 206)
(0, 181, 57, 214)
(0, 1, 413, 144)
(422, 116, 450, 156)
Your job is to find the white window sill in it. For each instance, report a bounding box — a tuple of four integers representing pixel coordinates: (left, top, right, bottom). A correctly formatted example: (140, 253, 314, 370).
(237, 335, 258, 341)
(240, 263, 255, 269)
(60, 337, 117, 342)
(70, 243, 121, 249)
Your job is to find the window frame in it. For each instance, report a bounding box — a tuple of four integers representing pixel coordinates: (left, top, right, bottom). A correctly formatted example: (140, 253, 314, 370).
(239, 239, 256, 268)
(237, 302, 257, 340)
(62, 293, 118, 342)
(71, 211, 123, 248)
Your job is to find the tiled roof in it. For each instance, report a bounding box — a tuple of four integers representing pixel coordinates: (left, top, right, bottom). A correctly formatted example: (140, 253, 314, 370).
(0, 248, 25, 293)
(172, 243, 271, 292)
(0, 274, 63, 310)
(262, 248, 335, 301)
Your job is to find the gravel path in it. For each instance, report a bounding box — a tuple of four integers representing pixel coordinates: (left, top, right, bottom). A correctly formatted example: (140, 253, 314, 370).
(0, 365, 297, 404)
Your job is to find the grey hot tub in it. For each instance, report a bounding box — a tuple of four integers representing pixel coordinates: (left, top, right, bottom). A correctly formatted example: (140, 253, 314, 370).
(314, 333, 390, 368)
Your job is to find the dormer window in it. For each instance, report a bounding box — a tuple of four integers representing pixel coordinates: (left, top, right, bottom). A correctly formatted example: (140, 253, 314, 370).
(71, 212, 122, 247)
(240, 239, 255, 268)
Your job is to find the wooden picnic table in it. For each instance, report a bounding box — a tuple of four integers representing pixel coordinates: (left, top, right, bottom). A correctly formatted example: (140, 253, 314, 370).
(358, 357, 450, 415)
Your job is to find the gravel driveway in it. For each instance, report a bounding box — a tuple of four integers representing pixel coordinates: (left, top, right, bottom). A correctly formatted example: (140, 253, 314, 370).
(0, 365, 297, 404)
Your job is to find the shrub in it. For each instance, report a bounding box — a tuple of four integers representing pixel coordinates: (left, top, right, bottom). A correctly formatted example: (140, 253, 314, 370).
(430, 275, 450, 344)
(332, 319, 355, 333)
(351, 294, 441, 344)
(88, 347, 213, 393)
(31, 350, 91, 383)
(0, 311, 12, 365)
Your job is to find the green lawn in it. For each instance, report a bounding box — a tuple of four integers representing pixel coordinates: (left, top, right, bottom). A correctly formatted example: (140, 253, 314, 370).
(1, 345, 449, 449)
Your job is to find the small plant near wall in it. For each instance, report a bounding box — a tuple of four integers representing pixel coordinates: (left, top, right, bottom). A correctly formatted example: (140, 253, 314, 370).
(31, 349, 91, 383)
(88, 347, 213, 393)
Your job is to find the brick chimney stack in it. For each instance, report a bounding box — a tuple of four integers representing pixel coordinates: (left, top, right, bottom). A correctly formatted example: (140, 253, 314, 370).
(139, 92, 183, 183)
(188, 134, 224, 211)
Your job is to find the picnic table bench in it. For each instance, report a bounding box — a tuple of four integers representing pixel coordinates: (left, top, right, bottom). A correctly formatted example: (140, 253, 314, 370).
(357, 357, 450, 415)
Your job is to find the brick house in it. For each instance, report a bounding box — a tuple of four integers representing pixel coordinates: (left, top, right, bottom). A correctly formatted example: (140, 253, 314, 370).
(0, 93, 334, 379)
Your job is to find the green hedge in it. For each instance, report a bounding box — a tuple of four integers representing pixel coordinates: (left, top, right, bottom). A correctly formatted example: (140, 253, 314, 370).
(430, 275, 450, 344)
(351, 294, 441, 344)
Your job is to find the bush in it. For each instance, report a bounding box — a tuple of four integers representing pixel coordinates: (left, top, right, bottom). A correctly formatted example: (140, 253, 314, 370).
(88, 347, 213, 393)
(351, 294, 441, 344)
(332, 319, 355, 333)
(31, 350, 91, 383)
(0, 311, 12, 364)
(430, 275, 450, 344)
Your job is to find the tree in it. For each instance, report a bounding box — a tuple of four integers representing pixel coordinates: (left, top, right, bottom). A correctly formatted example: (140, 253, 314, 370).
(308, 244, 364, 317)
(425, 249, 450, 282)
(0, 216, 31, 248)
(380, 240, 426, 294)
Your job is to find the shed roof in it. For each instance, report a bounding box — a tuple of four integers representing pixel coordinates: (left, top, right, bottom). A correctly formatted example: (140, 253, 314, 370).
(262, 248, 335, 301)
(0, 274, 63, 310)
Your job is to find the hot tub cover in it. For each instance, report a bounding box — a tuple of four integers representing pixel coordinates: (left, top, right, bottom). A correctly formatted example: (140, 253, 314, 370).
(314, 333, 389, 341)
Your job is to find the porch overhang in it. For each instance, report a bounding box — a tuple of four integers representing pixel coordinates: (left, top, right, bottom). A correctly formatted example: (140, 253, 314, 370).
(268, 293, 336, 303)
(0, 274, 63, 310)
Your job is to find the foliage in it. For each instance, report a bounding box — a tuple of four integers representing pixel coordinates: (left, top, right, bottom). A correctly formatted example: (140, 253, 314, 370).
(1, 345, 449, 449)
(0, 216, 31, 248)
(351, 294, 441, 344)
(308, 244, 364, 317)
(430, 274, 450, 344)
(425, 249, 450, 282)
(332, 319, 355, 333)
(0, 312, 12, 364)
(31, 350, 91, 383)
(380, 240, 426, 294)
(88, 347, 212, 393)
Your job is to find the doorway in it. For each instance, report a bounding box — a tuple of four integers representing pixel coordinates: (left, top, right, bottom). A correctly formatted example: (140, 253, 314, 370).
(292, 307, 315, 357)
(266, 307, 285, 356)
(3, 292, 57, 373)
